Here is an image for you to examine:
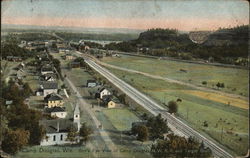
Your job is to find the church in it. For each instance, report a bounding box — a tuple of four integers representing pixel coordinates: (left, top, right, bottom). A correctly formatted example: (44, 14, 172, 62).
(39, 103, 81, 146)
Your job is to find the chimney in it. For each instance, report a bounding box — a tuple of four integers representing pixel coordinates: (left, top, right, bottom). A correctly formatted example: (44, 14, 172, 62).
(57, 121, 60, 132)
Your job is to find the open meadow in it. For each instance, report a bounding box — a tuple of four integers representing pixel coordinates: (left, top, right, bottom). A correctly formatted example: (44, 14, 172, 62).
(102, 55, 249, 97)
(104, 66, 249, 156)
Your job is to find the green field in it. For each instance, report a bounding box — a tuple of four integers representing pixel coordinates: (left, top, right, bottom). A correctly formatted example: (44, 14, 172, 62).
(102, 55, 249, 97)
(102, 108, 141, 131)
(104, 67, 249, 156)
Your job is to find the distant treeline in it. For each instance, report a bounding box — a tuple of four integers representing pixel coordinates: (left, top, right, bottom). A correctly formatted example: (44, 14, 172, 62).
(55, 32, 139, 42)
(1, 42, 35, 59)
(104, 25, 249, 66)
(16, 33, 58, 41)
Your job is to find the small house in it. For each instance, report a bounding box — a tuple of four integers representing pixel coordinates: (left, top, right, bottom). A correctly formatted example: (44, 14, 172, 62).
(95, 87, 111, 99)
(44, 93, 64, 108)
(86, 80, 97, 87)
(112, 54, 120, 57)
(41, 82, 58, 97)
(41, 66, 54, 75)
(64, 55, 75, 60)
(102, 95, 116, 108)
(71, 62, 81, 68)
(44, 107, 67, 118)
(40, 103, 81, 146)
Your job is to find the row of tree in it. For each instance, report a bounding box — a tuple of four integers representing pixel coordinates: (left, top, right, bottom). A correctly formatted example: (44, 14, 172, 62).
(0, 80, 45, 154)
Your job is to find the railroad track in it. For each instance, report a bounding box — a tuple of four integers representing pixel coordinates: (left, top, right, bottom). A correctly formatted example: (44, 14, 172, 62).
(75, 51, 234, 158)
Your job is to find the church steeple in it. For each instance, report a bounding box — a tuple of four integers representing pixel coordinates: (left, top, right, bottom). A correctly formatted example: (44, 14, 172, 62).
(73, 102, 80, 131)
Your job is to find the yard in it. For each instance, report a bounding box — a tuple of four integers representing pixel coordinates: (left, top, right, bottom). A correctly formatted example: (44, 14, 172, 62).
(102, 108, 141, 131)
(101, 55, 249, 97)
(105, 67, 249, 156)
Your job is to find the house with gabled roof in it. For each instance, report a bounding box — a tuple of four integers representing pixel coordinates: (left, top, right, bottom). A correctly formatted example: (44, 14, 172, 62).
(40, 103, 81, 146)
(44, 107, 67, 119)
(41, 65, 54, 75)
(86, 80, 97, 87)
(101, 95, 117, 108)
(44, 93, 64, 108)
(95, 87, 111, 99)
(41, 82, 58, 97)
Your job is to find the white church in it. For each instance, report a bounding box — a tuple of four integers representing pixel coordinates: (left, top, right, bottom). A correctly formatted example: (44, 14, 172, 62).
(40, 103, 81, 146)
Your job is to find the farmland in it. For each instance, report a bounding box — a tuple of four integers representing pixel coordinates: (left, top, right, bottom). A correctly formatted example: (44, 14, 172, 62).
(101, 55, 248, 97)
(102, 61, 248, 156)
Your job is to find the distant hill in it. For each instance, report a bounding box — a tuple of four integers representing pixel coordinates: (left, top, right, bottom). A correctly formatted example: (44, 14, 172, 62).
(203, 25, 249, 46)
(105, 25, 249, 66)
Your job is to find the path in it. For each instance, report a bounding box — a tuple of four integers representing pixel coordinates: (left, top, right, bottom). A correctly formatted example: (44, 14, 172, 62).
(65, 77, 120, 157)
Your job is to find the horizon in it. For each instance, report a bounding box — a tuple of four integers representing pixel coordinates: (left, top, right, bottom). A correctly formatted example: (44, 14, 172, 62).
(1, 0, 249, 32)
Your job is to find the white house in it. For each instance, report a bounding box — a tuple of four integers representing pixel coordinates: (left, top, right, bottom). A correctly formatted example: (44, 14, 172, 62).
(41, 66, 54, 75)
(86, 80, 97, 87)
(44, 107, 67, 118)
(41, 82, 58, 97)
(40, 103, 81, 146)
(95, 87, 111, 99)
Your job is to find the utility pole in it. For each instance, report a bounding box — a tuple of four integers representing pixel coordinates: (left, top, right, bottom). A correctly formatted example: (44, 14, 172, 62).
(120, 131, 122, 144)
(164, 93, 166, 105)
(220, 126, 224, 142)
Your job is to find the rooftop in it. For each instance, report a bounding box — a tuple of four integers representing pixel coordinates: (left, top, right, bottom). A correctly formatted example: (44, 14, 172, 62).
(44, 93, 63, 101)
(42, 82, 58, 89)
(44, 107, 66, 113)
(40, 119, 77, 133)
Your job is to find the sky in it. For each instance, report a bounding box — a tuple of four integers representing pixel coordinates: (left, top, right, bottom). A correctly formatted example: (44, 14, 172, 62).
(1, 0, 249, 31)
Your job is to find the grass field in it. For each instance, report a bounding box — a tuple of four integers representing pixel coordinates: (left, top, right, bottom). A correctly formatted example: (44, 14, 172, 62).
(105, 67, 249, 156)
(102, 55, 249, 97)
(103, 108, 141, 131)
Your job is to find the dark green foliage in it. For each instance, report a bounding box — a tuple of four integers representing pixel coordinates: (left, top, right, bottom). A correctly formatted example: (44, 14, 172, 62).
(168, 101, 178, 114)
(2, 129, 30, 154)
(131, 125, 149, 142)
(117, 93, 126, 104)
(79, 123, 93, 144)
(67, 126, 78, 142)
(216, 82, 225, 89)
(1, 81, 45, 154)
(202, 81, 207, 85)
(55, 32, 138, 41)
(1, 43, 34, 59)
(146, 114, 169, 140)
(151, 135, 212, 158)
(17, 33, 57, 41)
(104, 25, 248, 65)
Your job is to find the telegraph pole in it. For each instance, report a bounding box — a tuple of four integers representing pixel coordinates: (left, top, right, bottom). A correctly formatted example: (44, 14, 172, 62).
(220, 126, 224, 142)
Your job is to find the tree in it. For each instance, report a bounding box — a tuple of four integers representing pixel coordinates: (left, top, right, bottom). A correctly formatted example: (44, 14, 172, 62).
(202, 81, 207, 86)
(134, 125, 149, 142)
(2, 129, 30, 154)
(146, 114, 169, 140)
(23, 82, 33, 98)
(67, 126, 78, 143)
(168, 100, 178, 114)
(79, 123, 93, 144)
(118, 94, 126, 104)
(29, 124, 46, 145)
(151, 134, 212, 158)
